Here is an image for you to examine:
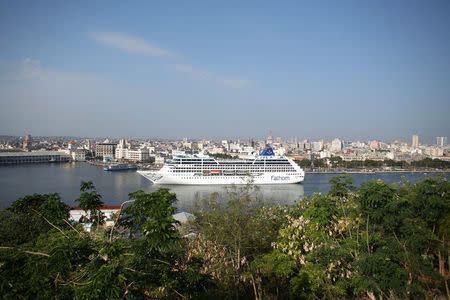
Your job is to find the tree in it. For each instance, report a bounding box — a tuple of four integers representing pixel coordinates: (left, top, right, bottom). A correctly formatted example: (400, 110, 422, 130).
(0, 193, 70, 246)
(191, 185, 287, 299)
(75, 181, 104, 227)
(119, 188, 213, 298)
(329, 156, 343, 168)
(296, 159, 312, 169)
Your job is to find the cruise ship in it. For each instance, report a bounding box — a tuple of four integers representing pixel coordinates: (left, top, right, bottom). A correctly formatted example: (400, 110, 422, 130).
(137, 148, 305, 185)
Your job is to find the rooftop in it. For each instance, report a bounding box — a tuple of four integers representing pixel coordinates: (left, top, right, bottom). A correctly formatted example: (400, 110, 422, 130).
(0, 151, 70, 157)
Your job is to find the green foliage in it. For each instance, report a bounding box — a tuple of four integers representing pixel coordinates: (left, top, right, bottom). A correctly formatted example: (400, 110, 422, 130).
(0, 193, 70, 246)
(329, 174, 354, 198)
(310, 157, 450, 170)
(192, 185, 288, 298)
(274, 175, 450, 299)
(1, 177, 449, 299)
(296, 159, 312, 168)
(329, 156, 343, 168)
(356, 179, 396, 224)
(75, 181, 104, 227)
(119, 188, 213, 298)
(122, 188, 179, 249)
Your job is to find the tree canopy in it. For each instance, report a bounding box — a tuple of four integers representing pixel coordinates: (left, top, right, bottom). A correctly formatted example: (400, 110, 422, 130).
(0, 176, 448, 299)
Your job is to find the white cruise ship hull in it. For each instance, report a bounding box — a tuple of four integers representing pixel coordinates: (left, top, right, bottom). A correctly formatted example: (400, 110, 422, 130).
(138, 170, 304, 185)
(138, 149, 305, 185)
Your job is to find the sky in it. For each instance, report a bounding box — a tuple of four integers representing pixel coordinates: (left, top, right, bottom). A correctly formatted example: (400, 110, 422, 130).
(0, 1, 449, 143)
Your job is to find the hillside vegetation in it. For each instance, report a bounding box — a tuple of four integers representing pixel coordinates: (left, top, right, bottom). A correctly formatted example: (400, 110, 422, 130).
(0, 176, 449, 299)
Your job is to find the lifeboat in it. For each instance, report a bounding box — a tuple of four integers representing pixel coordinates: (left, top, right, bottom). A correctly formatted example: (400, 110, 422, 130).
(211, 170, 221, 174)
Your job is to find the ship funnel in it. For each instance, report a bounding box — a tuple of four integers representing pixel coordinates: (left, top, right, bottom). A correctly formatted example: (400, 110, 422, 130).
(260, 148, 274, 156)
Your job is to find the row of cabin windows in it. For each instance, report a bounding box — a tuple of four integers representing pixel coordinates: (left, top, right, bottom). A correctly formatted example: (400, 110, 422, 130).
(171, 166, 295, 169)
(170, 165, 294, 168)
(171, 169, 296, 173)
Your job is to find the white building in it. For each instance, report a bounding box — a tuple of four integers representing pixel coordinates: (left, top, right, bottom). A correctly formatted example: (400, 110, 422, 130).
(412, 135, 419, 148)
(127, 148, 150, 161)
(430, 146, 444, 157)
(71, 149, 86, 161)
(221, 140, 230, 151)
(436, 137, 447, 147)
(330, 138, 343, 152)
(320, 151, 331, 159)
(115, 139, 150, 162)
(311, 140, 324, 152)
(274, 148, 286, 156)
(155, 155, 165, 165)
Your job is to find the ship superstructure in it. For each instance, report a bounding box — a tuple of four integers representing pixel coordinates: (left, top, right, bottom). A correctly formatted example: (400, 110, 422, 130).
(137, 148, 305, 185)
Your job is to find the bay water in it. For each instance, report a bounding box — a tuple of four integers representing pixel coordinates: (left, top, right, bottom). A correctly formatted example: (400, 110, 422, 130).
(0, 163, 445, 212)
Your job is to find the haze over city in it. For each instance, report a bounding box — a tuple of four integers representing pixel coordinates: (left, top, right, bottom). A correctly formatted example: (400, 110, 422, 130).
(1, 1, 449, 143)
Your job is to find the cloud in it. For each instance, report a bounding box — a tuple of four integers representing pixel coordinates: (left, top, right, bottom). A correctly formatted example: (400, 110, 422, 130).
(220, 78, 254, 89)
(90, 32, 174, 57)
(89, 32, 254, 89)
(169, 64, 213, 81)
(21, 58, 42, 78)
(0, 58, 43, 81)
(168, 63, 254, 89)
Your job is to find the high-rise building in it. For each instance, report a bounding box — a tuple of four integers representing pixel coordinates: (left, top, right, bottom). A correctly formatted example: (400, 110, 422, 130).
(331, 138, 343, 152)
(412, 135, 419, 148)
(436, 136, 447, 147)
(267, 132, 273, 145)
(311, 140, 324, 152)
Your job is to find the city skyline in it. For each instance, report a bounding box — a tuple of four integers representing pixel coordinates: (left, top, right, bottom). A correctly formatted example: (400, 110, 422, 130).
(1, 1, 449, 140)
(1, 132, 447, 146)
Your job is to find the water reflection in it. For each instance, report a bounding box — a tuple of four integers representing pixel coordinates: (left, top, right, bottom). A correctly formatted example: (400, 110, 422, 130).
(153, 184, 305, 212)
(0, 163, 445, 211)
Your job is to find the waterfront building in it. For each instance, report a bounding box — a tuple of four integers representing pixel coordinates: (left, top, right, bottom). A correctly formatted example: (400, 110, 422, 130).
(71, 149, 86, 161)
(103, 154, 114, 163)
(68, 140, 78, 151)
(23, 134, 32, 151)
(84, 139, 93, 151)
(95, 142, 117, 158)
(155, 155, 165, 166)
(436, 136, 447, 147)
(412, 135, 419, 148)
(115, 139, 130, 160)
(126, 148, 150, 161)
(0, 151, 71, 164)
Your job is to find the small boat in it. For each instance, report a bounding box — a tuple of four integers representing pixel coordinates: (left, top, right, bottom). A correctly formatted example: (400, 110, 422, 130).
(104, 164, 138, 171)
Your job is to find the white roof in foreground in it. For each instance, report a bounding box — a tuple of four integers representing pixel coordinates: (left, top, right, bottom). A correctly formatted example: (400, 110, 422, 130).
(172, 212, 195, 224)
(0, 151, 69, 157)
